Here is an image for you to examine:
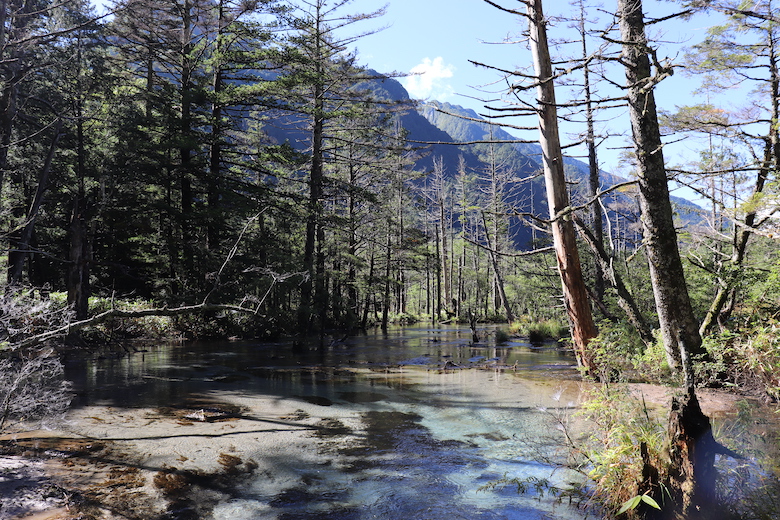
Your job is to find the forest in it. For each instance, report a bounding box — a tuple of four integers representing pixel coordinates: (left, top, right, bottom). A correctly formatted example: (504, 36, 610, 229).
(2, 0, 780, 517)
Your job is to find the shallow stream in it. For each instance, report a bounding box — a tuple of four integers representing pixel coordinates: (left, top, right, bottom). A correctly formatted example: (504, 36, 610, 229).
(63, 326, 592, 519)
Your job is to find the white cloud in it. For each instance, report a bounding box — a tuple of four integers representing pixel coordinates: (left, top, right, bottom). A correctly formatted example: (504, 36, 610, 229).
(402, 57, 456, 100)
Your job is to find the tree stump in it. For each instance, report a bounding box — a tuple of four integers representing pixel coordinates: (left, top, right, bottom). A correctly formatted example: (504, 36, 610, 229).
(665, 389, 721, 519)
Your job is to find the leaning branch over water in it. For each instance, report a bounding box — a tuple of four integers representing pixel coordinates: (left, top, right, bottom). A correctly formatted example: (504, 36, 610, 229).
(18, 303, 262, 350)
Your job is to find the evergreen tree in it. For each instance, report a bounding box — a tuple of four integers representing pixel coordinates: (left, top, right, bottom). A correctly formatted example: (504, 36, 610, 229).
(671, 0, 780, 334)
(272, 0, 392, 331)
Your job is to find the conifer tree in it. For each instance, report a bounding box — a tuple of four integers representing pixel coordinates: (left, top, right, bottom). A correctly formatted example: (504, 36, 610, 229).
(274, 0, 390, 331)
(671, 0, 780, 335)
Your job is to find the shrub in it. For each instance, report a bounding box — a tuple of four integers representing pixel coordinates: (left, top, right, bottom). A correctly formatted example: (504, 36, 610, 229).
(588, 321, 646, 382)
(510, 315, 569, 342)
(633, 331, 673, 384)
(84, 296, 179, 340)
(495, 328, 510, 345)
(577, 385, 667, 517)
(0, 354, 72, 433)
(701, 321, 780, 399)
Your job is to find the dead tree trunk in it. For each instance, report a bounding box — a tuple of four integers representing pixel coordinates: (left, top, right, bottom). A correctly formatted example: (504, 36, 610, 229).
(666, 390, 719, 518)
(528, 0, 598, 370)
(663, 338, 741, 519)
(481, 211, 514, 323)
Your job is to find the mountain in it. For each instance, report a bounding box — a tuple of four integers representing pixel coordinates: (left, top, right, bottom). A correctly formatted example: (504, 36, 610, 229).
(415, 100, 705, 236)
(262, 70, 702, 248)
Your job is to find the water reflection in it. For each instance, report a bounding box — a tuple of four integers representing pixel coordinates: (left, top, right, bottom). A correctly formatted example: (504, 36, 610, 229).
(64, 325, 585, 519)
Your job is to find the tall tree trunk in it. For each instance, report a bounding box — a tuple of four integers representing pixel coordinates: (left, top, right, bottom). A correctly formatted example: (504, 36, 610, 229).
(439, 200, 451, 315)
(347, 160, 359, 325)
(361, 249, 375, 329)
(618, 0, 705, 368)
(482, 211, 514, 322)
(577, 0, 606, 305)
(207, 0, 225, 253)
(179, 0, 195, 276)
(68, 193, 91, 321)
(528, 0, 597, 370)
(299, 5, 327, 333)
(68, 46, 91, 321)
(8, 121, 63, 284)
(0, 0, 32, 200)
(434, 224, 442, 321)
(381, 222, 392, 331)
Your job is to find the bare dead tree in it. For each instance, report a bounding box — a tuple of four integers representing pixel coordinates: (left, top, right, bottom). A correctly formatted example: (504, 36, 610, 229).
(526, 0, 598, 370)
(0, 354, 72, 433)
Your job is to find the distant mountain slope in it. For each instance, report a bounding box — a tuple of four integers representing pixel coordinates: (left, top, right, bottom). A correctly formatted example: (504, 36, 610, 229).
(418, 100, 704, 227)
(260, 69, 702, 248)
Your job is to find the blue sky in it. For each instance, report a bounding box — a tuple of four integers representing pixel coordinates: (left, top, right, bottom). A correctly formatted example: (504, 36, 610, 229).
(351, 0, 723, 196)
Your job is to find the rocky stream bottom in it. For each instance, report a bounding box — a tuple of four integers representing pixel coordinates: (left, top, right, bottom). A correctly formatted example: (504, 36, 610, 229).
(0, 366, 755, 520)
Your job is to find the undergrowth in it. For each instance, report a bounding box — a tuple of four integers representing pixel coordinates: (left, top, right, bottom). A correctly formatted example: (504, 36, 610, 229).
(698, 320, 780, 400)
(510, 315, 569, 343)
(576, 385, 667, 518)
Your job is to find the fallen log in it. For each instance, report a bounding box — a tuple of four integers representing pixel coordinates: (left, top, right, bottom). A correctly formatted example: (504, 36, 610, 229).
(17, 303, 259, 350)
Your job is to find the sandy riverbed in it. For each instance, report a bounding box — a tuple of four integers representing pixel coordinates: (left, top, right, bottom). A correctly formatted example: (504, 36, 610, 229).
(0, 368, 754, 520)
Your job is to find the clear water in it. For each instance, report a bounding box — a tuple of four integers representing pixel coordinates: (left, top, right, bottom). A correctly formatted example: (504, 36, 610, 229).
(64, 325, 588, 519)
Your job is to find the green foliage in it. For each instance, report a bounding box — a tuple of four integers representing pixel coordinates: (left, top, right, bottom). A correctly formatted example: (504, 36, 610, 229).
(588, 321, 647, 381)
(743, 251, 780, 318)
(495, 327, 510, 344)
(509, 315, 569, 342)
(701, 321, 780, 400)
(633, 333, 673, 383)
(584, 321, 672, 383)
(577, 385, 667, 517)
(389, 312, 419, 326)
(82, 297, 179, 340)
(617, 493, 661, 515)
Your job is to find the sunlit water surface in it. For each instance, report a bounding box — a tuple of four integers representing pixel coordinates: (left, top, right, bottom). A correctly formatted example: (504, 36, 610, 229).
(65, 325, 590, 519)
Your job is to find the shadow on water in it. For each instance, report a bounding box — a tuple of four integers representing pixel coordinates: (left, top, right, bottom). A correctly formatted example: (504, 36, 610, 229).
(63, 325, 586, 519)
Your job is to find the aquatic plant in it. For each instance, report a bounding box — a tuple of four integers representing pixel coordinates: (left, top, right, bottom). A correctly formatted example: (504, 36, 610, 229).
(509, 315, 569, 342)
(495, 328, 510, 345)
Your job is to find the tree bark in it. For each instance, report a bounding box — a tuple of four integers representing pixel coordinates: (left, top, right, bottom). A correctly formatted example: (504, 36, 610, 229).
(67, 35, 91, 322)
(574, 215, 653, 344)
(207, 0, 226, 253)
(8, 121, 63, 284)
(482, 211, 514, 322)
(68, 194, 91, 321)
(576, 0, 606, 305)
(381, 223, 392, 331)
(439, 199, 452, 316)
(666, 389, 719, 519)
(618, 0, 705, 368)
(528, 0, 598, 370)
(179, 0, 195, 276)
